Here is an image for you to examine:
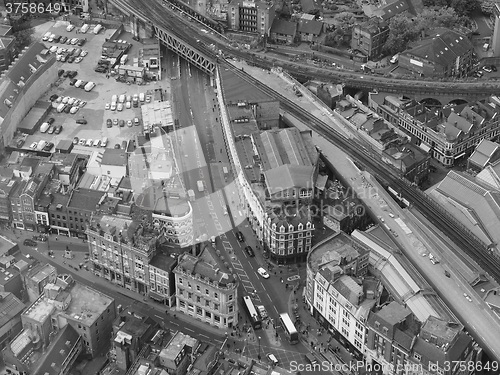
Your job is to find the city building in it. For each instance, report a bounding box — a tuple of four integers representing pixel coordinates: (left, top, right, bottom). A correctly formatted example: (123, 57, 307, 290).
(0, 261, 24, 301)
(399, 29, 474, 78)
(467, 139, 500, 171)
(158, 331, 198, 375)
(306, 82, 343, 110)
(48, 152, 81, 189)
(227, 0, 276, 36)
(87, 214, 158, 294)
(297, 19, 324, 43)
(364, 301, 421, 373)
(174, 246, 238, 329)
(306, 232, 373, 355)
(24, 263, 57, 303)
(100, 149, 128, 179)
(369, 94, 500, 166)
(110, 305, 159, 372)
(409, 316, 475, 374)
(351, 20, 389, 59)
(270, 19, 297, 45)
(148, 252, 178, 306)
(382, 143, 431, 184)
(0, 291, 25, 350)
(140, 101, 175, 134)
(139, 38, 161, 80)
(0, 176, 17, 223)
(0, 36, 15, 74)
(0, 43, 57, 156)
(117, 65, 146, 84)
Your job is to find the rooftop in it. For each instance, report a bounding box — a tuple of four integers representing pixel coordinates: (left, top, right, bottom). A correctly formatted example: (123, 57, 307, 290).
(270, 19, 297, 36)
(160, 331, 198, 361)
(219, 67, 273, 103)
(101, 149, 127, 167)
(141, 100, 174, 129)
(68, 188, 104, 211)
(469, 139, 500, 169)
(149, 252, 178, 272)
(0, 292, 25, 328)
(27, 263, 57, 284)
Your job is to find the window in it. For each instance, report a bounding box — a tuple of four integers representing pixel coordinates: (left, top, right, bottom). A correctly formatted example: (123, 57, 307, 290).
(413, 353, 421, 361)
(214, 303, 219, 311)
(228, 294, 233, 301)
(178, 278, 183, 284)
(205, 289, 209, 295)
(196, 285, 200, 291)
(188, 292, 193, 299)
(214, 292, 218, 298)
(196, 307, 202, 315)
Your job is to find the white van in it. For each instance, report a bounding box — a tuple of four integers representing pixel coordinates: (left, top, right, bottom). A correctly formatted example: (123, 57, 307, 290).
(57, 103, 66, 113)
(37, 140, 47, 151)
(139, 92, 145, 102)
(42, 31, 51, 41)
(120, 54, 128, 65)
(118, 94, 126, 103)
(390, 54, 399, 64)
(75, 79, 83, 88)
(40, 122, 50, 133)
(84, 82, 96, 92)
(483, 43, 490, 52)
(101, 137, 108, 147)
(111, 94, 118, 103)
(267, 354, 278, 366)
(80, 24, 90, 33)
(66, 24, 75, 32)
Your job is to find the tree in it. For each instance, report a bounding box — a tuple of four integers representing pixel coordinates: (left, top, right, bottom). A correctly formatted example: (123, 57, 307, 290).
(324, 28, 348, 47)
(422, 0, 449, 7)
(334, 12, 356, 32)
(415, 7, 460, 31)
(450, 0, 480, 17)
(383, 14, 420, 55)
(12, 29, 34, 55)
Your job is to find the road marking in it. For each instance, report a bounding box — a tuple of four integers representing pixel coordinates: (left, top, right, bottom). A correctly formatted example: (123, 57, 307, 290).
(199, 334, 209, 339)
(185, 328, 194, 332)
(155, 315, 163, 319)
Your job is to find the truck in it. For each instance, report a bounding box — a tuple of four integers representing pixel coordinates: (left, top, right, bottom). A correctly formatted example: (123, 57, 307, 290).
(120, 54, 128, 65)
(197, 180, 204, 192)
(93, 24, 103, 34)
(222, 166, 228, 176)
(187, 189, 195, 201)
(40, 122, 50, 133)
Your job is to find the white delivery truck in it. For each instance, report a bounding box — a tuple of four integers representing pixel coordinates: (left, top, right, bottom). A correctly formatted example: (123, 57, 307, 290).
(84, 82, 96, 92)
(80, 24, 90, 33)
(93, 24, 103, 34)
(37, 140, 47, 151)
(57, 103, 66, 113)
(40, 122, 50, 133)
(197, 180, 204, 192)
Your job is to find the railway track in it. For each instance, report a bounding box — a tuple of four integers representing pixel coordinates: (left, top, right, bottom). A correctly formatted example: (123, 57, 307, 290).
(221, 61, 500, 284)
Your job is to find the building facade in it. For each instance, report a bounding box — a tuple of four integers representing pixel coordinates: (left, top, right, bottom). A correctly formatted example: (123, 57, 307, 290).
(87, 214, 157, 294)
(351, 20, 389, 59)
(228, 0, 276, 36)
(369, 95, 500, 166)
(148, 252, 177, 306)
(174, 247, 238, 329)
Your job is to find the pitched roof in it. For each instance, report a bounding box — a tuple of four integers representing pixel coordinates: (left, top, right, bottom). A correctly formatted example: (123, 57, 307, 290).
(298, 19, 323, 35)
(0, 292, 24, 327)
(403, 29, 472, 68)
(36, 325, 81, 375)
(469, 140, 500, 169)
(380, 0, 408, 20)
(270, 19, 297, 36)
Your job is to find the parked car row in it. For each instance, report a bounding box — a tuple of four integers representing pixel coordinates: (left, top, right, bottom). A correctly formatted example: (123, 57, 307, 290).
(51, 95, 87, 114)
(106, 117, 141, 128)
(28, 140, 55, 152)
(43, 31, 86, 46)
(50, 46, 88, 63)
(73, 136, 108, 148)
(106, 93, 151, 111)
(56, 70, 78, 79)
(40, 119, 62, 135)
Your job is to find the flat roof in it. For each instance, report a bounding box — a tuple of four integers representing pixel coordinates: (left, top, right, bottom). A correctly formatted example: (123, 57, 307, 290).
(219, 67, 273, 103)
(68, 188, 104, 210)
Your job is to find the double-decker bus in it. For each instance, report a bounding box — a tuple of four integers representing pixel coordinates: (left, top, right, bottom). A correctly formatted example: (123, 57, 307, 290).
(242, 296, 262, 329)
(279, 313, 298, 344)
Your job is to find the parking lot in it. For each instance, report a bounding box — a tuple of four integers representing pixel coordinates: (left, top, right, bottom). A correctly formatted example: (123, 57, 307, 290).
(21, 20, 169, 153)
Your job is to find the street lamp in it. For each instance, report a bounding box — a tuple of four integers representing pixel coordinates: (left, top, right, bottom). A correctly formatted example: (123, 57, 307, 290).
(258, 336, 261, 360)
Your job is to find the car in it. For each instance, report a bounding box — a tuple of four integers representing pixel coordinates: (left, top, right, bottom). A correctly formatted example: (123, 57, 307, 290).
(57, 47, 65, 54)
(110, 102, 117, 111)
(79, 101, 87, 108)
(119, 120, 125, 127)
(30, 142, 38, 149)
(76, 119, 87, 124)
(122, 140, 127, 149)
(48, 35, 54, 42)
(146, 95, 152, 103)
(79, 139, 86, 146)
(70, 38, 79, 45)
(81, 50, 88, 57)
(106, 119, 113, 128)
(66, 38, 72, 45)
(17, 139, 25, 148)
(75, 57, 83, 63)
(105, 103, 110, 110)
(95, 66, 106, 73)
(68, 56, 75, 63)
(69, 79, 77, 87)
(127, 120, 133, 127)
(134, 117, 140, 126)
(23, 239, 37, 247)
(113, 118, 119, 126)
(68, 71, 77, 78)
(54, 125, 62, 134)
(61, 54, 68, 62)
(58, 69, 65, 77)
(126, 101, 131, 109)
(47, 117, 55, 125)
(73, 137, 79, 145)
(49, 45, 58, 53)
(49, 94, 58, 101)
(60, 36, 68, 43)
(266, 353, 278, 365)
(483, 66, 493, 73)
(70, 106, 79, 114)
(235, 231, 244, 242)
(114, 144, 121, 149)
(64, 105, 71, 113)
(43, 142, 54, 151)
(62, 96, 70, 104)
(74, 99, 81, 106)
(47, 125, 55, 134)
(68, 97, 76, 105)
(63, 70, 72, 78)
(55, 96, 63, 103)
(257, 305, 268, 319)
(245, 246, 255, 257)
(86, 139, 93, 147)
(78, 38, 86, 46)
(56, 54, 62, 61)
(210, 236, 216, 245)
(117, 103, 123, 111)
(66, 24, 75, 32)
(257, 267, 270, 279)
(430, 258, 439, 265)
(79, 81, 88, 89)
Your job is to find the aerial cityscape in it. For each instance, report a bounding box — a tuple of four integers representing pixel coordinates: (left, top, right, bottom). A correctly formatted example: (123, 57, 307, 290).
(0, 0, 500, 374)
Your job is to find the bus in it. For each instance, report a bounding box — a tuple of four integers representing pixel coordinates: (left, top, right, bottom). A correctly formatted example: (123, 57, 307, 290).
(242, 296, 262, 329)
(279, 313, 298, 344)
